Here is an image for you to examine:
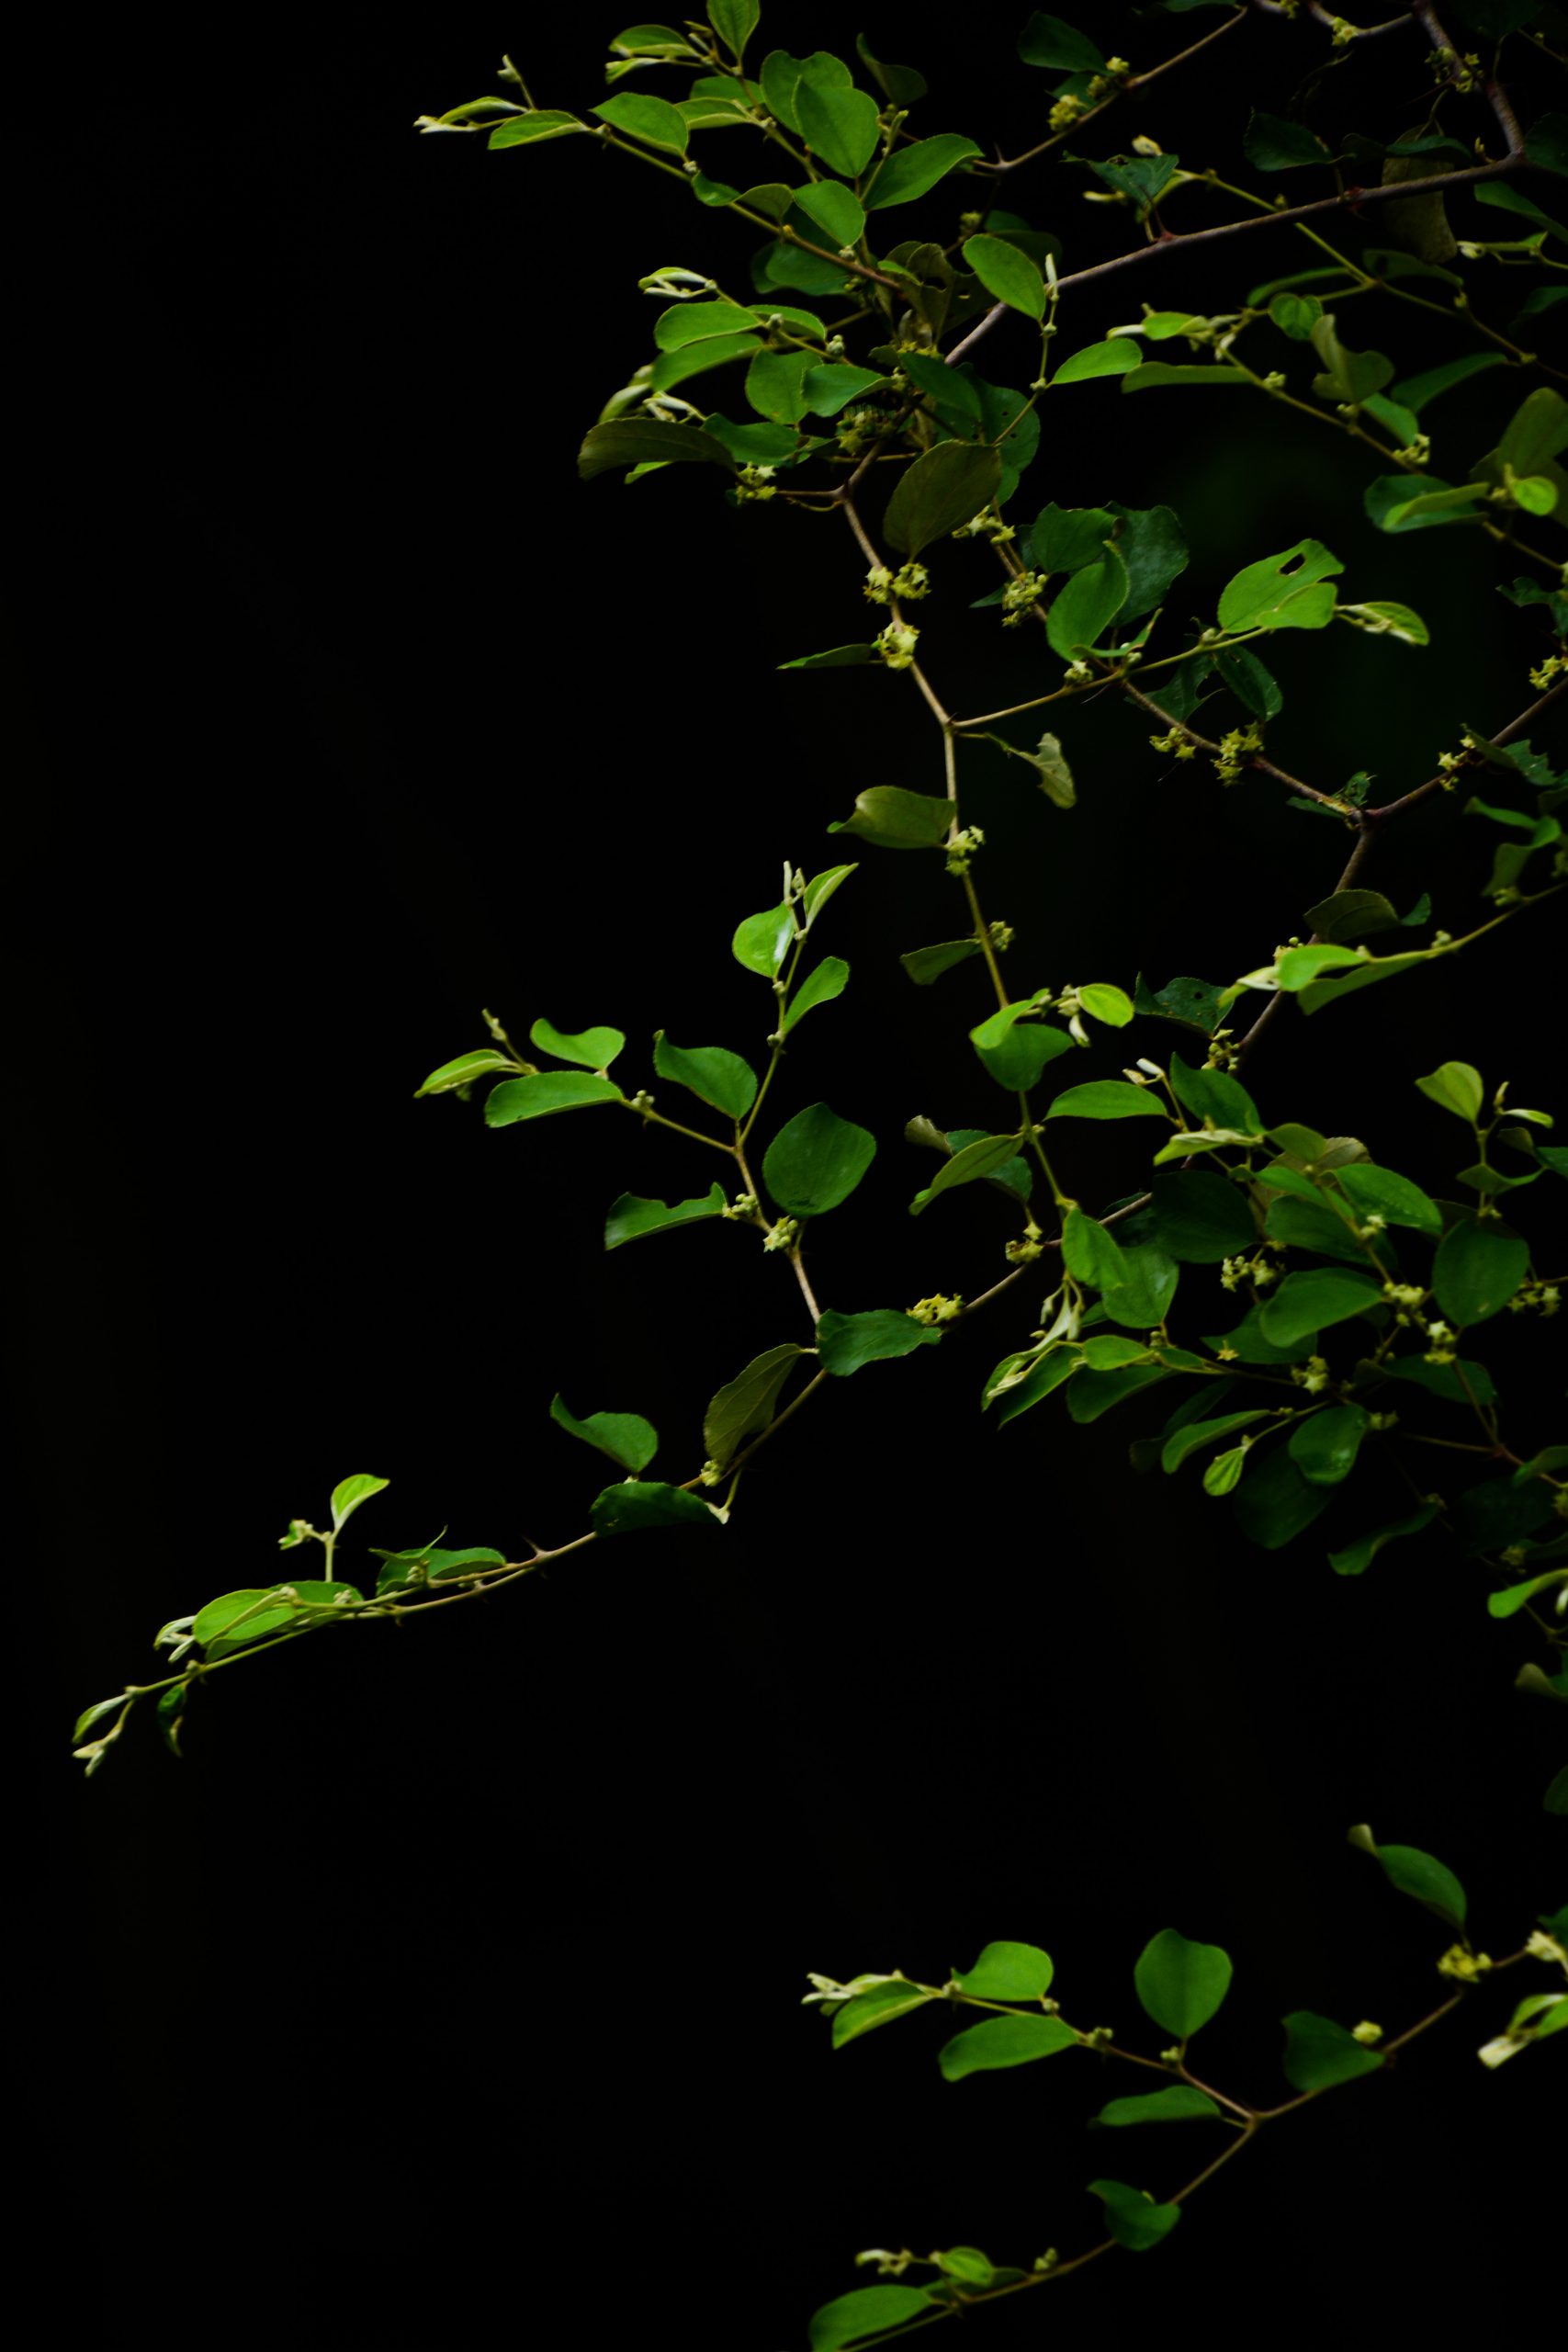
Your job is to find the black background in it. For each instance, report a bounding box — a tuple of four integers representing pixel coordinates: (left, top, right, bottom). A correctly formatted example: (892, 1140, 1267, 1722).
(17, 6, 1562, 2344)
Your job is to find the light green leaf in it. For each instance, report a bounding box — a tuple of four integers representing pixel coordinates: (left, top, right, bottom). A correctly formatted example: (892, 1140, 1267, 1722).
(1309, 312, 1394, 406)
(1280, 2011, 1383, 2092)
(704, 1342, 808, 1470)
(1328, 1501, 1440, 1577)
(829, 1983, 938, 2046)
(817, 1308, 943, 1375)
(1077, 983, 1134, 1027)
(884, 441, 1003, 556)
(488, 111, 588, 149)
(808, 2287, 936, 2351)
(864, 134, 984, 208)
(911, 1130, 1025, 1215)
(939, 2013, 1078, 2079)
(829, 786, 952, 849)
(763, 1102, 876, 1217)
(1488, 1569, 1568, 1619)
(795, 79, 881, 176)
(1089, 2180, 1182, 2252)
(589, 1481, 720, 1536)
(1218, 538, 1343, 633)
(591, 92, 690, 153)
(803, 864, 858, 923)
(1122, 362, 1251, 391)
(652, 1033, 758, 1120)
(549, 1395, 659, 1474)
(1337, 600, 1429, 647)
(414, 1049, 520, 1097)
(1416, 1060, 1483, 1123)
(652, 299, 763, 351)
(1258, 1268, 1382, 1349)
(485, 1072, 624, 1125)
(1093, 2088, 1224, 2127)
(331, 1474, 389, 1531)
(1045, 548, 1130, 656)
(604, 1184, 728, 1249)
(529, 1017, 626, 1071)
(969, 1002, 1075, 1090)
(1432, 1219, 1530, 1326)
(1025, 730, 1077, 808)
(801, 364, 887, 416)
(1347, 1826, 1468, 1932)
(1100, 1243, 1180, 1331)
(784, 957, 850, 1033)
(1134, 1928, 1233, 2039)
(732, 900, 796, 977)
(953, 1940, 1055, 2000)
(1053, 339, 1140, 385)
(962, 232, 1046, 319)
(1046, 1080, 1170, 1121)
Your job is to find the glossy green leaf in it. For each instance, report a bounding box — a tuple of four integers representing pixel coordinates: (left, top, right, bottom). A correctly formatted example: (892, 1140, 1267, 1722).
(1280, 2011, 1383, 2092)
(414, 1050, 520, 1097)
(652, 1033, 758, 1120)
(704, 1343, 808, 1470)
(970, 1003, 1075, 1090)
(794, 180, 865, 247)
(707, 0, 760, 60)
(784, 958, 850, 1033)
(1045, 548, 1130, 656)
(1089, 2180, 1182, 2252)
(1100, 1243, 1180, 1331)
(589, 1481, 720, 1536)
(1168, 1054, 1260, 1136)
(652, 300, 763, 351)
(549, 1395, 658, 1474)
(1093, 2088, 1224, 2127)
(578, 419, 732, 478)
(817, 1308, 942, 1375)
(488, 111, 588, 149)
(829, 786, 952, 849)
(1027, 503, 1116, 575)
(1432, 1220, 1529, 1326)
(1259, 1268, 1382, 1349)
(529, 1017, 626, 1071)
(911, 1131, 1025, 1215)
(1161, 1411, 1273, 1474)
(830, 1984, 938, 2046)
(1328, 1501, 1440, 1577)
(1134, 1928, 1233, 2039)
(1347, 1826, 1468, 1931)
(802, 865, 857, 925)
(953, 1939, 1055, 2000)
(795, 79, 881, 176)
(1107, 503, 1190, 622)
(591, 93, 691, 153)
(649, 332, 761, 392)
(1218, 538, 1343, 633)
(1053, 339, 1140, 385)
(1064, 1206, 1133, 1292)
(1046, 1080, 1169, 1122)
(901, 939, 982, 985)
(1077, 984, 1134, 1027)
(939, 2013, 1077, 2080)
(485, 1072, 623, 1125)
(1145, 1172, 1257, 1262)
(1330, 1163, 1443, 1236)
(864, 134, 984, 208)
(1364, 474, 1488, 533)
(801, 364, 887, 416)
(1416, 1061, 1483, 1123)
(763, 1102, 876, 1217)
(884, 441, 1003, 555)
(604, 1184, 728, 1250)
(732, 901, 796, 977)
(329, 1474, 389, 1530)
(1234, 1448, 1334, 1548)
(962, 232, 1046, 319)
(990, 1346, 1080, 1425)
(1289, 1403, 1371, 1486)
(808, 2287, 935, 2350)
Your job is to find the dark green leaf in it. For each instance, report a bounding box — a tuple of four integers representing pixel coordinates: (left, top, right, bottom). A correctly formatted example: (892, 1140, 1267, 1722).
(865, 134, 984, 208)
(652, 1033, 758, 1120)
(1233, 1449, 1334, 1548)
(1027, 503, 1116, 576)
(795, 79, 881, 176)
(1093, 2088, 1224, 2127)
(1100, 1243, 1180, 1331)
(1134, 1928, 1234, 2039)
(1432, 1220, 1530, 1325)
(1064, 1205, 1133, 1292)
(485, 1072, 624, 1125)
(939, 2013, 1078, 2080)
(1280, 2012, 1383, 2092)
(829, 786, 952, 848)
(1122, 362, 1251, 391)
(962, 232, 1046, 319)
(1065, 1363, 1169, 1422)
(969, 1002, 1075, 1089)
(1328, 1501, 1440, 1577)
(550, 1394, 659, 1474)
(953, 1940, 1055, 2000)
(1146, 1172, 1258, 1261)
(1108, 503, 1190, 621)
(1289, 1403, 1370, 1486)
(911, 1131, 1025, 1215)
(801, 364, 887, 416)
(604, 1184, 728, 1250)
(1310, 313, 1394, 406)
(1133, 975, 1231, 1036)
(1245, 110, 1339, 171)
(808, 2287, 936, 2350)
(885, 442, 1003, 555)
(1382, 1354, 1496, 1408)
(1161, 1410, 1273, 1473)
(817, 1308, 943, 1375)
(794, 179, 865, 247)
(1259, 1268, 1382, 1349)
(1525, 110, 1568, 176)
(1045, 548, 1130, 656)
(704, 1343, 807, 1469)
(1303, 888, 1403, 943)
(1347, 1826, 1468, 1931)
(1331, 1163, 1443, 1236)
(779, 643, 877, 670)
(1018, 10, 1106, 69)
(901, 939, 982, 985)
(589, 1481, 720, 1536)
(578, 419, 732, 478)
(1089, 2180, 1182, 2252)
(763, 1102, 876, 1217)
(1168, 1054, 1261, 1136)
(1391, 349, 1510, 409)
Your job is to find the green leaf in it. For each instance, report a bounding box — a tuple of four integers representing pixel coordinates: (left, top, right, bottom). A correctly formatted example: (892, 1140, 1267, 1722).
(1134, 1928, 1234, 2040)
(1303, 888, 1403, 943)
(1382, 1354, 1496, 1408)
(1309, 313, 1394, 405)
(808, 2287, 936, 2351)
(989, 1347, 1080, 1425)
(1100, 1243, 1180, 1331)
(649, 332, 761, 392)
(1107, 502, 1190, 621)
(1233, 1449, 1334, 1548)
(1331, 1163, 1443, 1236)
(652, 1033, 758, 1120)
(652, 299, 763, 350)
(589, 1481, 719, 1537)
(962, 232, 1046, 320)
(939, 2013, 1078, 2080)
(1045, 548, 1130, 656)
(1134, 975, 1232, 1036)
(763, 1102, 876, 1217)
(864, 134, 984, 209)
(969, 1003, 1075, 1090)
(1018, 730, 1077, 810)
(953, 1940, 1055, 2000)
(801, 364, 887, 416)
(578, 419, 732, 479)
(487, 111, 588, 149)
(1391, 349, 1510, 410)
(829, 786, 952, 849)
(331, 1474, 389, 1530)
(784, 958, 851, 1033)
(732, 901, 796, 977)
(1067, 1363, 1171, 1423)
(591, 93, 691, 153)
(795, 79, 881, 177)
(1089, 2179, 1182, 2252)
(1161, 1411, 1273, 1474)
(1027, 503, 1116, 575)
(1347, 1826, 1468, 1932)
(1489, 1569, 1568, 1619)
(1168, 1054, 1260, 1136)
(1337, 599, 1429, 648)
(1289, 1403, 1371, 1486)
(817, 1308, 943, 1375)
(1296, 951, 1432, 1017)
(745, 345, 817, 423)
(704, 1342, 808, 1470)
(604, 1184, 728, 1250)
(1080, 152, 1179, 215)
(1432, 1219, 1530, 1326)
(901, 939, 982, 985)
(911, 1131, 1026, 1215)
(884, 442, 1003, 556)
(1259, 1268, 1382, 1349)
(1052, 339, 1140, 385)
(1328, 1501, 1440, 1577)
(1123, 362, 1251, 392)
(1525, 110, 1568, 176)
(549, 1395, 659, 1474)
(803, 865, 857, 924)
(1046, 1080, 1169, 1121)
(1416, 1060, 1483, 1123)
(414, 1050, 520, 1096)
(707, 0, 760, 60)
(1064, 1206, 1133, 1292)
(485, 1072, 623, 1125)
(529, 1017, 626, 1071)
(1245, 109, 1339, 171)
(779, 643, 876, 671)
(1218, 538, 1343, 632)
(1093, 2088, 1224, 2128)
(1280, 2011, 1384, 2092)
(1018, 10, 1106, 69)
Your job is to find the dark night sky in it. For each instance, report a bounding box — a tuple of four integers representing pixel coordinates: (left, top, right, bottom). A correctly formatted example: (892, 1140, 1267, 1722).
(17, 6, 1562, 2344)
